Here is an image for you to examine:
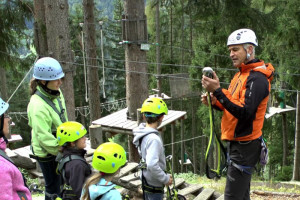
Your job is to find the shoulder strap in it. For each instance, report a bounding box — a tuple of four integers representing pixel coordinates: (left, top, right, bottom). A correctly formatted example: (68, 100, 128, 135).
(95, 188, 117, 200)
(58, 155, 87, 182)
(0, 149, 14, 164)
(35, 90, 66, 123)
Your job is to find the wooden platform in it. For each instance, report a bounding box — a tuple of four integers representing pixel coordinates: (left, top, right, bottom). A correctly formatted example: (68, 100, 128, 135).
(92, 108, 187, 135)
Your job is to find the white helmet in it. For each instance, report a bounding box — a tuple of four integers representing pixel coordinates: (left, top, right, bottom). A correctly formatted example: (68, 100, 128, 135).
(227, 28, 258, 47)
(33, 57, 65, 81)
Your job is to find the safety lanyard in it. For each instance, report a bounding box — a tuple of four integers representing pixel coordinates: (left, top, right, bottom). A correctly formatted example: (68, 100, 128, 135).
(35, 90, 66, 123)
(205, 94, 227, 179)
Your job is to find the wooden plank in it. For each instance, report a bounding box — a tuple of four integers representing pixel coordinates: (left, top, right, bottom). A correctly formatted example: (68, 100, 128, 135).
(8, 134, 23, 143)
(158, 111, 186, 129)
(174, 178, 185, 188)
(178, 184, 202, 196)
(115, 162, 139, 178)
(120, 172, 140, 183)
(28, 169, 44, 178)
(5, 148, 17, 158)
(122, 121, 138, 129)
(129, 179, 142, 187)
(194, 188, 215, 200)
(93, 109, 126, 125)
(216, 194, 224, 200)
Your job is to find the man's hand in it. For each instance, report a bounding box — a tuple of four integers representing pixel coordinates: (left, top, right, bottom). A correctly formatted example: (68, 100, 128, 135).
(166, 175, 173, 186)
(201, 93, 217, 106)
(202, 71, 220, 93)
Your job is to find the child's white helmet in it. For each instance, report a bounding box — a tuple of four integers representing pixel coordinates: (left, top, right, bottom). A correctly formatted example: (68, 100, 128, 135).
(33, 57, 65, 81)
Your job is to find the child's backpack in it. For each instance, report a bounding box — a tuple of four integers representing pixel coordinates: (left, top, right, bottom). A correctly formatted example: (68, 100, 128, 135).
(57, 154, 88, 199)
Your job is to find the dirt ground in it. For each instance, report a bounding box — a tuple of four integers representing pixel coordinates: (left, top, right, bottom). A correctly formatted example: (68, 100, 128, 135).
(250, 194, 300, 200)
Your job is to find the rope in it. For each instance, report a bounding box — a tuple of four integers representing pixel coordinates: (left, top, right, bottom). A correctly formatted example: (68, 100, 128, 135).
(7, 56, 38, 103)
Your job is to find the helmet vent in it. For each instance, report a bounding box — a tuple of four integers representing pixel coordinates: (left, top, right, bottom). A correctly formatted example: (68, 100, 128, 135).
(114, 153, 118, 158)
(98, 156, 105, 161)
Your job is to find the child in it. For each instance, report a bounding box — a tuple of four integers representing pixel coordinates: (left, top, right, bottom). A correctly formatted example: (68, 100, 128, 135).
(0, 97, 32, 200)
(133, 97, 173, 200)
(81, 142, 127, 200)
(56, 121, 92, 200)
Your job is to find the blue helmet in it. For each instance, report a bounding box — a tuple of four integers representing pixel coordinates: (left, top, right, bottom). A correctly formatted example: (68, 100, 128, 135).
(0, 97, 9, 116)
(33, 57, 65, 81)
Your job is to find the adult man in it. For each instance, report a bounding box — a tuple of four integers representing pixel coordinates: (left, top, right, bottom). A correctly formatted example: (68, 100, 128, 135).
(201, 28, 274, 200)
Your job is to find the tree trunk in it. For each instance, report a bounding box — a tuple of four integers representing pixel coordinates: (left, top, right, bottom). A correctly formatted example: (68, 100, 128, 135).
(83, 0, 101, 123)
(0, 67, 8, 101)
(156, 1, 161, 97)
(33, 0, 48, 56)
(282, 113, 288, 166)
(292, 91, 300, 181)
(124, 0, 148, 121)
(170, 2, 173, 73)
(124, 0, 148, 162)
(180, 0, 184, 73)
(44, 0, 75, 121)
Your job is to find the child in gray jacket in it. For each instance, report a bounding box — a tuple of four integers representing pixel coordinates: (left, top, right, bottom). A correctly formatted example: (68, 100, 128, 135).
(133, 97, 173, 200)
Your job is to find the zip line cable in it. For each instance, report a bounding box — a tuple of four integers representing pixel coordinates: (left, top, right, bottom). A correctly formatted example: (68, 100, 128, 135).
(0, 51, 299, 106)
(7, 56, 38, 103)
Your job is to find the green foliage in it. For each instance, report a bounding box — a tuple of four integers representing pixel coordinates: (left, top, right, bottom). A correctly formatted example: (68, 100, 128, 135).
(275, 166, 293, 181)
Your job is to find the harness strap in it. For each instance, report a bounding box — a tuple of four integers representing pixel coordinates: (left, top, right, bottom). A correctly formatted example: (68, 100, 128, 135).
(137, 132, 165, 196)
(57, 155, 86, 183)
(205, 94, 227, 179)
(35, 90, 66, 123)
(226, 141, 256, 175)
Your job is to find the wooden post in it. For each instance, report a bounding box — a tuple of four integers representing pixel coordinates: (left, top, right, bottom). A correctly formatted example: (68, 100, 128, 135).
(89, 124, 103, 149)
(171, 123, 175, 172)
(181, 119, 184, 172)
(292, 91, 300, 181)
(192, 98, 197, 174)
(128, 109, 142, 162)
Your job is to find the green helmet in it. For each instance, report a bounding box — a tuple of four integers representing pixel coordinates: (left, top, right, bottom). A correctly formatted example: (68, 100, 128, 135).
(92, 142, 127, 174)
(56, 121, 87, 146)
(141, 97, 168, 115)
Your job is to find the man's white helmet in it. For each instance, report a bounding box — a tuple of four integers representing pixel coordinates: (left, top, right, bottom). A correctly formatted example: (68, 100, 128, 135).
(227, 28, 258, 47)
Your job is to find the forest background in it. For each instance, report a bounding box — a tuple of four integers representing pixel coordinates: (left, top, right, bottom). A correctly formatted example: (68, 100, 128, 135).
(0, 0, 299, 183)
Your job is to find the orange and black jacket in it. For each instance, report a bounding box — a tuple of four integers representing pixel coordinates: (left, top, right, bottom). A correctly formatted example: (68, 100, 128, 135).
(213, 59, 275, 141)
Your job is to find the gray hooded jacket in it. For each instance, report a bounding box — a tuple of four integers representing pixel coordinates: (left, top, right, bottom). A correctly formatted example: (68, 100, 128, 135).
(132, 123, 170, 187)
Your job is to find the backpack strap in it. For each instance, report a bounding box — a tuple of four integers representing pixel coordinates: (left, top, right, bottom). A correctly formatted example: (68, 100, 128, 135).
(0, 149, 14, 164)
(95, 187, 117, 200)
(57, 154, 87, 182)
(35, 90, 66, 123)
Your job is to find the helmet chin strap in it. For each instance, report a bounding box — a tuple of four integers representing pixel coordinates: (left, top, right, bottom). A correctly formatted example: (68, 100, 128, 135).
(38, 81, 60, 96)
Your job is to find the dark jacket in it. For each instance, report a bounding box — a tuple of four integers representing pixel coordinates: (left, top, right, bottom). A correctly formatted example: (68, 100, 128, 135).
(62, 148, 91, 200)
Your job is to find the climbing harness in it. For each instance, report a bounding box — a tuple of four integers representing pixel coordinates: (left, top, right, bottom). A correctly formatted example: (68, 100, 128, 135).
(137, 132, 165, 199)
(166, 155, 186, 200)
(203, 67, 227, 179)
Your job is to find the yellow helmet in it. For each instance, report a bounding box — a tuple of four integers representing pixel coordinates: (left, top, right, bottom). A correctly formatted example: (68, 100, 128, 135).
(56, 121, 87, 146)
(92, 142, 127, 174)
(141, 97, 168, 116)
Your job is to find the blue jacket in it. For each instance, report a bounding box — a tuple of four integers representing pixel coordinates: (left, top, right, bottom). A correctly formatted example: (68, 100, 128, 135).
(84, 178, 121, 200)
